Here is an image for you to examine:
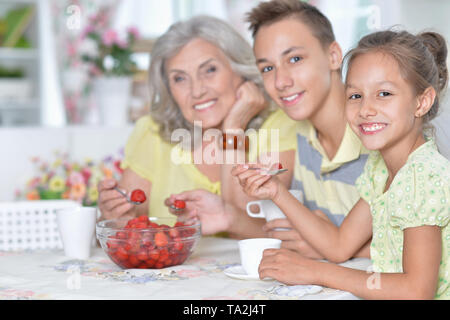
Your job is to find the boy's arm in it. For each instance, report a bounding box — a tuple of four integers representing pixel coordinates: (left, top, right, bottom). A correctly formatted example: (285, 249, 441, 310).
(273, 186, 373, 262)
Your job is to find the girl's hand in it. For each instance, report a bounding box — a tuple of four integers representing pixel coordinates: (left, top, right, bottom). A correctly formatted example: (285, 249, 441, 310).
(97, 178, 134, 220)
(231, 164, 282, 200)
(164, 189, 230, 235)
(259, 248, 320, 285)
(222, 81, 268, 131)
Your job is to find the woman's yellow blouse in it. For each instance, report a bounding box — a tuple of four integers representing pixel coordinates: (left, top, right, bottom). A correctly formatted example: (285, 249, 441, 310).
(121, 109, 298, 218)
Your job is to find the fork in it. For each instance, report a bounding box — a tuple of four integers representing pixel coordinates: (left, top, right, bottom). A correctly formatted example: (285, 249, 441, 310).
(114, 187, 143, 205)
(247, 167, 288, 176)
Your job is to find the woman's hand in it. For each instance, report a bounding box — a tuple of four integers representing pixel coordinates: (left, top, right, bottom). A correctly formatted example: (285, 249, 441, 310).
(165, 189, 230, 235)
(231, 164, 283, 200)
(97, 169, 151, 221)
(97, 178, 135, 220)
(259, 248, 320, 285)
(222, 81, 268, 131)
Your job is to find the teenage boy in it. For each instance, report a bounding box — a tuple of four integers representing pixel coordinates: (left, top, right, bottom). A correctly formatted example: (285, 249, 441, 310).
(173, 0, 370, 258)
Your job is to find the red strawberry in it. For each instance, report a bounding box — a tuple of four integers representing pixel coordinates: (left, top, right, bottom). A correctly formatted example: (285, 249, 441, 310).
(145, 259, 156, 268)
(136, 249, 149, 261)
(137, 215, 149, 223)
(148, 248, 160, 260)
(116, 231, 128, 239)
(168, 228, 180, 238)
(276, 162, 283, 170)
(173, 199, 186, 209)
(116, 247, 129, 261)
(148, 222, 159, 228)
(135, 221, 149, 229)
(158, 248, 169, 262)
(154, 231, 168, 247)
(173, 238, 184, 251)
(126, 218, 139, 228)
(130, 189, 146, 203)
(128, 254, 140, 267)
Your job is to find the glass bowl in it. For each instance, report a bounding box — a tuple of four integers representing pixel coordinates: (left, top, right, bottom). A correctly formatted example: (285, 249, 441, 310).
(96, 216, 201, 269)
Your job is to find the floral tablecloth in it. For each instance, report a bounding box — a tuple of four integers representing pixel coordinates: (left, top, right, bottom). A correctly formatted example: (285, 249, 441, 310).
(0, 236, 371, 300)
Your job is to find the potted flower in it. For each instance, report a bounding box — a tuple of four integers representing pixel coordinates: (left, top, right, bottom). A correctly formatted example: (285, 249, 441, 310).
(80, 16, 140, 126)
(17, 150, 124, 207)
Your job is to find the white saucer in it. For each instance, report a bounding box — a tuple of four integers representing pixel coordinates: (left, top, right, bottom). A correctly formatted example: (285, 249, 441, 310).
(223, 265, 273, 281)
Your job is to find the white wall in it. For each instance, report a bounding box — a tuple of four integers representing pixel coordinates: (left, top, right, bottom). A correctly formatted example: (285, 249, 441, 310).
(0, 125, 133, 202)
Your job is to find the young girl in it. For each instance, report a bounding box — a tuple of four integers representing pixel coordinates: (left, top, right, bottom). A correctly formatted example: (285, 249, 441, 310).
(232, 30, 449, 299)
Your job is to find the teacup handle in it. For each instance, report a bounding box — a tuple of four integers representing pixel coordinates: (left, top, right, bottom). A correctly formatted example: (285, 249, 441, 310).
(246, 201, 265, 218)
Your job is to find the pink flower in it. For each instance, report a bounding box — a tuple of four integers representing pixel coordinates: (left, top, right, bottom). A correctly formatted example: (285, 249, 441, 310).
(116, 39, 128, 49)
(81, 168, 92, 184)
(127, 26, 140, 39)
(80, 24, 95, 40)
(102, 29, 118, 46)
(68, 171, 84, 186)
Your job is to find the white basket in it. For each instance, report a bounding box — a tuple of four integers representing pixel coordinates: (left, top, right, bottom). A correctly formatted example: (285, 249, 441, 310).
(0, 200, 80, 251)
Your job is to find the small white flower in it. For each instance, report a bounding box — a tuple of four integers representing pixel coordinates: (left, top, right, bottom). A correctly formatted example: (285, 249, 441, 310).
(79, 38, 99, 57)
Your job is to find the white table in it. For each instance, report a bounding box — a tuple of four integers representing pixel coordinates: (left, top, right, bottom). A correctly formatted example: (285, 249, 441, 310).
(0, 236, 371, 300)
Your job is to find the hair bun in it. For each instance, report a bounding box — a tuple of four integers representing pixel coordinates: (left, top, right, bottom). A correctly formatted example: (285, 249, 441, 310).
(419, 31, 448, 91)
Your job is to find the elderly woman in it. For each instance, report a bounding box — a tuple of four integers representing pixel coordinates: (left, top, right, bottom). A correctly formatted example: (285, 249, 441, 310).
(97, 16, 297, 236)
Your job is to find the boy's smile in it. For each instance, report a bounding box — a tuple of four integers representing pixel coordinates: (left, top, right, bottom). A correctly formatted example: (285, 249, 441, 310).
(253, 18, 341, 122)
(280, 91, 305, 107)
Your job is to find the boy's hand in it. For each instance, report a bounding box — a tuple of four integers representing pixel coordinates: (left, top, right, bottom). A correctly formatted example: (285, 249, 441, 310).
(231, 164, 282, 200)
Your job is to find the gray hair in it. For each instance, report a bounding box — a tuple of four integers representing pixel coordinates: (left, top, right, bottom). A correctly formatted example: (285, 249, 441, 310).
(148, 15, 275, 142)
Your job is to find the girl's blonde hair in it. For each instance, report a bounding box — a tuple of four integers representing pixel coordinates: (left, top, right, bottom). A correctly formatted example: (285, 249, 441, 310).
(344, 29, 448, 127)
(148, 15, 274, 142)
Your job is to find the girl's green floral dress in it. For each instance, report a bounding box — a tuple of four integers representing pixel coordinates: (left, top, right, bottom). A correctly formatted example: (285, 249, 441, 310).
(356, 140, 450, 299)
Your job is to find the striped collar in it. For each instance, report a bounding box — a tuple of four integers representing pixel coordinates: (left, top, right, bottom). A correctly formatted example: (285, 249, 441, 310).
(298, 120, 367, 173)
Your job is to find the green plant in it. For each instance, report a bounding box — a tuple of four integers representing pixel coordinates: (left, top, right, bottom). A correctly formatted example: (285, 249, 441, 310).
(0, 5, 34, 48)
(0, 65, 24, 78)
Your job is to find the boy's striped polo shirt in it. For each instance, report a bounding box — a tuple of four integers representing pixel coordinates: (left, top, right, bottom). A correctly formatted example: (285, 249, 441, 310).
(291, 120, 369, 226)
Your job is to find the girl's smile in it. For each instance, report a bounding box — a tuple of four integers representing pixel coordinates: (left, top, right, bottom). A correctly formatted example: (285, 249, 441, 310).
(359, 122, 388, 135)
(345, 51, 423, 156)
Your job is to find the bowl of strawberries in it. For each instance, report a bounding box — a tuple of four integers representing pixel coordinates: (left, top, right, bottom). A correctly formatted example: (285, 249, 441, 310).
(96, 215, 201, 269)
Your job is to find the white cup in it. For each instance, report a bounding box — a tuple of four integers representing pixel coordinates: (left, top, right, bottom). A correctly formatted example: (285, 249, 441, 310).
(238, 238, 282, 276)
(246, 189, 303, 229)
(56, 206, 97, 260)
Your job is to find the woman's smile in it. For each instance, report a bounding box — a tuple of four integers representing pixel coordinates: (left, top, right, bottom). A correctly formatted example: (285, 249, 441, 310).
(193, 99, 217, 112)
